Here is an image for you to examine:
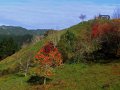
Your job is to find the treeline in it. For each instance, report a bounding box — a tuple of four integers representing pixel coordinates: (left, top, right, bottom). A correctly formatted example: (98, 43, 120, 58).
(0, 25, 50, 60)
(0, 34, 33, 60)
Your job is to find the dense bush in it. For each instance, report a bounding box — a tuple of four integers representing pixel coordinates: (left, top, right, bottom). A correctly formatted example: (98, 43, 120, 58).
(58, 20, 120, 63)
(57, 30, 76, 63)
(90, 21, 120, 62)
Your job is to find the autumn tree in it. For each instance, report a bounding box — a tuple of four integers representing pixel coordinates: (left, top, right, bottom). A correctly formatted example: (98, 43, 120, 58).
(35, 41, 62, 85)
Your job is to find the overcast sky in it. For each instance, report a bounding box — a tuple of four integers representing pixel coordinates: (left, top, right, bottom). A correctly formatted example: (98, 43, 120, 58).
(0, 0, 119, 29)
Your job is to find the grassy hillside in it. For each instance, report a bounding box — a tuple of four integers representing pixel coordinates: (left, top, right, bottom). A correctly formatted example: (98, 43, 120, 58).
(0, 20, 120, 90)
(0, 63, 120, 90)
(0, 21, 90, 72)
(0, 29, 66, 73)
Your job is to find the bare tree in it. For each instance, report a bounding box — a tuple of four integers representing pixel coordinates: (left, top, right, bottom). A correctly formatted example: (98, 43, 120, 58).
(19, 58, 30, 76)
(113, 8, 120, 19)
(18, 51, 34, 76)
(79, 14, 86, 22)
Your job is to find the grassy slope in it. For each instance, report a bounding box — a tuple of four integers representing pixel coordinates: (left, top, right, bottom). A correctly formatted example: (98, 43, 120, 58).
(0, 75, 29, 90)
(0, 63, 120, 90)
(0, 20, 92, 71)
(0, 30, 65, 71)
(50, 63, 120, 90)
(0, 21, 120, 90)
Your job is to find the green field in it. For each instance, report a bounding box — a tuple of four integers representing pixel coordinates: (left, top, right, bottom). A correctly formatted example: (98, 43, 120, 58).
(0, 63, 120, 90)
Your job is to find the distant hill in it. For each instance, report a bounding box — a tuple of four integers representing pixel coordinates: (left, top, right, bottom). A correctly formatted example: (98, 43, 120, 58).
(0, 25, 50, 36)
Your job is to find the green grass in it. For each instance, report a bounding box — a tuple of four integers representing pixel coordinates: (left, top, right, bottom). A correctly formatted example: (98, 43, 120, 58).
(0, 74, 29, 90)
(1, 63, 120, 90)
(49, 63, 120, 90)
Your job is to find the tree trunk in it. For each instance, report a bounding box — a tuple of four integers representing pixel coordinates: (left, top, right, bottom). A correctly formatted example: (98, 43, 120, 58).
(44, 77, 46, 85)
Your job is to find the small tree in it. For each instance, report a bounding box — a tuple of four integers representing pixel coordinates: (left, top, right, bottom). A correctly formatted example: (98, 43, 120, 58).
(113, 8, 120, 19)
(35, 41, 62, 85)
(79, 14, 86, 22)
(18, 51, 34, 76)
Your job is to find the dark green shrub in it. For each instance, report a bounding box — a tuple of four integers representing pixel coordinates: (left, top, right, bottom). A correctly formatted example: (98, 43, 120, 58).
(27, 75, 52, 85)
(57, 30, 76, 63)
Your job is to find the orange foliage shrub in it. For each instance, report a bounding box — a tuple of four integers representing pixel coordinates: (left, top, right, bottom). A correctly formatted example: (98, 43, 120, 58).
(35, 41, 62, 66)
(35, 41, 62, 76)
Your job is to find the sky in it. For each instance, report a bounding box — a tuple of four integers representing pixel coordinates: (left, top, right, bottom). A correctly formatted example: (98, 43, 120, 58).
(0, 0, 119, 30)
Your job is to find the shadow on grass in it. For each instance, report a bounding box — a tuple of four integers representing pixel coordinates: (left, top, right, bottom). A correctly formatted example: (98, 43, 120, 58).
(27, 75, 52, 85)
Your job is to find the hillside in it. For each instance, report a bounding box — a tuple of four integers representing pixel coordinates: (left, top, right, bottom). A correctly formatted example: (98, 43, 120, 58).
(0, 25, 49, 36)
(0, 20, 120, 90)
(0, 29, 66, 74)
(0, 25, 50, 60)
(0, 20, 96, 71)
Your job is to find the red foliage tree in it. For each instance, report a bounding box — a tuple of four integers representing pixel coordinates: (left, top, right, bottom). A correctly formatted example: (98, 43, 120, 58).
(35, 41, 62, 67)
(35, 41, 62, 84)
